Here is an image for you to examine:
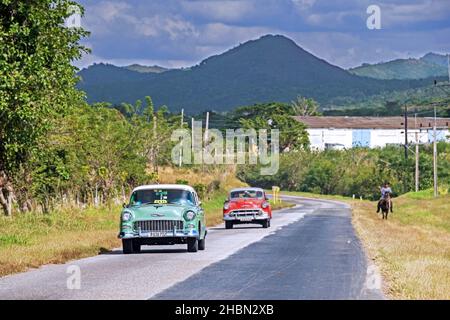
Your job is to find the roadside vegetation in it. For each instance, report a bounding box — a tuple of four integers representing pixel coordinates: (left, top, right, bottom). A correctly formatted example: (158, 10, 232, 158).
(239, 143, 450, 201)
(352, 191, 450, 300)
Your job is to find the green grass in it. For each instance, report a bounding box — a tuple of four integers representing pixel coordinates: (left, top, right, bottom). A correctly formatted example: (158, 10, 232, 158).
(269, 199, 296, 211)
(203, 193, 228, 226)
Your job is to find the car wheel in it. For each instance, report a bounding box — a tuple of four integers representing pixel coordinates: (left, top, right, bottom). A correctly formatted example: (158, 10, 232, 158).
(262, 219, 269, 228)
(268, 219, 271, 228)
(132, 241, 141, 253)
(122, 239, 134, 254)
(225, 221, 233, 229)
(187, 238, 198, 252)
(198, 237, 206, 251)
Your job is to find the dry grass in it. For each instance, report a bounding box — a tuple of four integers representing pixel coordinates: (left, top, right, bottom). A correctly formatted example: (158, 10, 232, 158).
(158, 165, 247, 191)
(158, 165, 248, 226)
(352, 193, 450, 300)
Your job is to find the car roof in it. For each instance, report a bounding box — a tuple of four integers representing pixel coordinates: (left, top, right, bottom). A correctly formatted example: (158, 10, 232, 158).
(132, 184, 196, 193)
(229, 187, 264, 193)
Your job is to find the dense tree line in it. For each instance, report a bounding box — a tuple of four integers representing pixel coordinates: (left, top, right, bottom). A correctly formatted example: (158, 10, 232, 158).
(2, 95, 182, 215)
(0, 1, 181, 215)
(0, 0, 89, 215)
(238, 143, 450, 200)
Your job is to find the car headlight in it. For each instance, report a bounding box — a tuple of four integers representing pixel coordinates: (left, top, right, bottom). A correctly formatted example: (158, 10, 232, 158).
(262, 202, 269, 209)
(223, 202, 230, 210)
(184, 210, 196, 221)
(122, 211, 133, 222)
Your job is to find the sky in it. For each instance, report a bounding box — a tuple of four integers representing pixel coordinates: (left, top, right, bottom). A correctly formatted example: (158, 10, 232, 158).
(74, 0, 450, 70)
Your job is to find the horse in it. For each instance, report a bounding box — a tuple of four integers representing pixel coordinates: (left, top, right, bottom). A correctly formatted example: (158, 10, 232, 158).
(379, 193, 392, 220)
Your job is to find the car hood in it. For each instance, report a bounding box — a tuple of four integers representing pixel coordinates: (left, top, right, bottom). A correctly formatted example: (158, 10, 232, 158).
(126, 204, 192, 220)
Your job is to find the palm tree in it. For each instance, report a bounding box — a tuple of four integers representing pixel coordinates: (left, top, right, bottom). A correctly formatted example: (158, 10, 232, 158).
(291, 95, 321, 116)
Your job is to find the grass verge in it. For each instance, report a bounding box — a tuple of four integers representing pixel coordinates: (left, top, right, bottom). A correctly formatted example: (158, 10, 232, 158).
(352, 192, 450, 299)
(0, 206, 121, 277)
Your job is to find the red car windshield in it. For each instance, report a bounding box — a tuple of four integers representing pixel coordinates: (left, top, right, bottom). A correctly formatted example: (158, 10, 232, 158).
(230, 190, 263, 199)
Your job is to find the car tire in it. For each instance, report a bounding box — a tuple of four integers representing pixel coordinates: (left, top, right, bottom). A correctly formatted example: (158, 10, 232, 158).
(262, 219, 269, 228)
(132, 241, 141, 253)
(225, 221, 233, 229)
(122, 239, 134, 254)
(187, 238, 198, 252)
(198, 237, 206, 251)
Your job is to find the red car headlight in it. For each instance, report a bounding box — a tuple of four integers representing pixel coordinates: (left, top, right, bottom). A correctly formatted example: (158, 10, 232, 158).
(262, 202, 269, 209)
(223, 202, 230, 210)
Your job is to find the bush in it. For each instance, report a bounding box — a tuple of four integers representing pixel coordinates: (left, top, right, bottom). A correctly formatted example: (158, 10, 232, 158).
(193, 183, 207, 200)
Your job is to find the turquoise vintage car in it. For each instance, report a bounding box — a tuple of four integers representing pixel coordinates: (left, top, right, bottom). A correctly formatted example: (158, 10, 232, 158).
(118, 184, 207, 253)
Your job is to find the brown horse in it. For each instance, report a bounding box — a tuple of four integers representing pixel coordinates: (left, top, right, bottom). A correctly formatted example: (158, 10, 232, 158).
(379, 193, 392, 220)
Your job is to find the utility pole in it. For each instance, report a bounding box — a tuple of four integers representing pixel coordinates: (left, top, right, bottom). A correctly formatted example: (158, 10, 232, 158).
(204, 111, 209, 144)
(202, 112, 209, 172)
(433, 106, 438, 197)
(415, 131, 419, 192)
(404, 105, 408, 160)
(152, 113, 158, 173)
(447, 54, 450, 83)
(191, 117, 195, 156)
(179, 109, 184, 167)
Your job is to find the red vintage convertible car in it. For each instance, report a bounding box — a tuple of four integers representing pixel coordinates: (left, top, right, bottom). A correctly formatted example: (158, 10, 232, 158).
(223, 187, 272, 229)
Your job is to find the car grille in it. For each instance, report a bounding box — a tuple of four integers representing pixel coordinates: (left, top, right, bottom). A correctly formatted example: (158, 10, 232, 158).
(134, 220, 184, 232)
(230, 209, 262, 216)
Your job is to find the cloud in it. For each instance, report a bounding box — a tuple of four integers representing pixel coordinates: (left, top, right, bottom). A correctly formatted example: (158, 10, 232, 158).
(76, 0, 450, 70)
(181, 0, 255, 22)
(380, 0, 450, 27)
(291, 0, 316, 10)
(136, 16, 199, 40)
(94, 1, 131, 22)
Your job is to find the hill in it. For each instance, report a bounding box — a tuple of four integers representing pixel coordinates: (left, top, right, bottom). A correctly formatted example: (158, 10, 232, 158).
(124, 64, 169, 73)
(349, 53, 448, 80)
(77, 35, 438, 113)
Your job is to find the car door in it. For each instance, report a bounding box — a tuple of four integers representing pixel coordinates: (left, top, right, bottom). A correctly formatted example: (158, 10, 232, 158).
(194, 192, 206, 236)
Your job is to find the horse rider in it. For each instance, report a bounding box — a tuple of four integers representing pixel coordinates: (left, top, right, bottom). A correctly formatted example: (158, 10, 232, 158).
(377, 182, 393, 213)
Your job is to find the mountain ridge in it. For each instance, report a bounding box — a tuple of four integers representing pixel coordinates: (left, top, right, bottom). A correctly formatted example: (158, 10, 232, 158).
(349, 53, 449, 80)
(77, 34, 441, 113)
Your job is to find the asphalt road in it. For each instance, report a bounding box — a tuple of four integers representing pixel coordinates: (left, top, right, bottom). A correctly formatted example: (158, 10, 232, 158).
(0, 195, 383, 300)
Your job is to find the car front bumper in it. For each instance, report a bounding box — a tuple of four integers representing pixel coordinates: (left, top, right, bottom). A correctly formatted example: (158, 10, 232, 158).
(223, 210, 270, 222)
(119, 228, 199, 239)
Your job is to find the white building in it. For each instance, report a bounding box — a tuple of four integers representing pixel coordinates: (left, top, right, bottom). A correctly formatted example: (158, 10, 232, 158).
(293, 116, 450, 150)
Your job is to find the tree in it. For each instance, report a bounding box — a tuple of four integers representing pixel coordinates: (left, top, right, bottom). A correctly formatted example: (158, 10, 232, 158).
(0, 0, 89, 215)
(291, 96, 321, 116)
(238, 103, 310, 151)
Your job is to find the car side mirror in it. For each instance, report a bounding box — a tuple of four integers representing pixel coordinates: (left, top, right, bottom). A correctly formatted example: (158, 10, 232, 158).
(122, 203, 128, 208)
(198, 201, 202, 206)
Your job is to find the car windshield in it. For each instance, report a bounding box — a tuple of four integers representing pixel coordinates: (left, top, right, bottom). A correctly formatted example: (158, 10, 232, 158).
(130, 189, 195, 206)
(230, 190, 263, 199)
